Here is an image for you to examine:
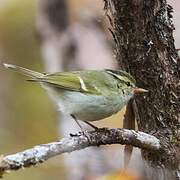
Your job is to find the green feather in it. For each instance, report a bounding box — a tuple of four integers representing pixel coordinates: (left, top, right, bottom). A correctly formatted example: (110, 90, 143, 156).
(41, 72, 101, 94)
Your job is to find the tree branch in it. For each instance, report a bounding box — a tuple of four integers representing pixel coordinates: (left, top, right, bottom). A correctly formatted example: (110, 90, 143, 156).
(0, 128, 161, 177)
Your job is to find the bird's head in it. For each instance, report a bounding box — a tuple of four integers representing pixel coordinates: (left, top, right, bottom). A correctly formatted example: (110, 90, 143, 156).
(106, 69, 148, 95)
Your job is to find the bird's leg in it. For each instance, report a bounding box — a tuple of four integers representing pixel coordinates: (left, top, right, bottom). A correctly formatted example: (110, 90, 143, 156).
(70, 115, 93, 142)
(83, 121, 99, 130)
(71, 114, 84, 132)
(71, 115, 99, 132)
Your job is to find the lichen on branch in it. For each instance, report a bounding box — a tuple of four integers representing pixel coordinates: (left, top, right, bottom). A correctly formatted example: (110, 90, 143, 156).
(0, 128, 161, 178)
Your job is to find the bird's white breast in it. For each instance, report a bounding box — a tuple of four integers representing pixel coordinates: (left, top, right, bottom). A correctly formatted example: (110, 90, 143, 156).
(43, 83, 133, 121)
(54, 90, 132, 121)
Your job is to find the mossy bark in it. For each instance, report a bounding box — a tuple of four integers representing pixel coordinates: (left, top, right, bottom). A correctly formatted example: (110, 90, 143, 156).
(104, 0, 180, 179)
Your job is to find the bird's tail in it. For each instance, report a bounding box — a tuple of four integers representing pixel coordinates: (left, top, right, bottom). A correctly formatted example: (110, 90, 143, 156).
(3, 63, 44, 79)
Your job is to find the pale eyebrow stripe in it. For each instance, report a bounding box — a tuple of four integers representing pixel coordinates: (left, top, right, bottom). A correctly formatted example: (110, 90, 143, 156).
(106, 69, 136, 84)
(78, 77, 88, 91)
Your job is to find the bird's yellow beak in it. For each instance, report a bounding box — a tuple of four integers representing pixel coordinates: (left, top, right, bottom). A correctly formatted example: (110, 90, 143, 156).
(134, 88, 148, 93)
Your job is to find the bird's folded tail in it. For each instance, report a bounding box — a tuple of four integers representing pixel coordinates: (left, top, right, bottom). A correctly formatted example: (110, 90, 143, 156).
(3, 63, 44, 79)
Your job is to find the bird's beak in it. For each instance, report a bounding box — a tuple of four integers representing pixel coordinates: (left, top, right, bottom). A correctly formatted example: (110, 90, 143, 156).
(134, 88, 148, 93)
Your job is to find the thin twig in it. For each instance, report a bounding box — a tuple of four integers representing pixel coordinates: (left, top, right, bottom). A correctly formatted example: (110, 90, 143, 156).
(123, 99, 135, 168)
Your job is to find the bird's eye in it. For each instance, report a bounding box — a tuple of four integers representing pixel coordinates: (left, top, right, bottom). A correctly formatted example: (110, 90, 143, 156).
(126, 82, 131, 86)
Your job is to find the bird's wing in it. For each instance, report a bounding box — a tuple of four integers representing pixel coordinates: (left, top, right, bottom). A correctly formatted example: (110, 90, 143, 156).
(39, 72, 100, 94)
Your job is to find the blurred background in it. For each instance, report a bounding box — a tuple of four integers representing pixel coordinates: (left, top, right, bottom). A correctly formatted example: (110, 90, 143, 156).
(0, 0, 179, 180)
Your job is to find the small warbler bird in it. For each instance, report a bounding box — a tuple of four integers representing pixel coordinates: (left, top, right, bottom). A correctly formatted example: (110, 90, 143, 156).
(4, 63, 148, 130)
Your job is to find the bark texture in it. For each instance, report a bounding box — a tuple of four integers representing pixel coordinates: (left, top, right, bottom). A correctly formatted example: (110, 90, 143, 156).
(104, 0, 180, 179)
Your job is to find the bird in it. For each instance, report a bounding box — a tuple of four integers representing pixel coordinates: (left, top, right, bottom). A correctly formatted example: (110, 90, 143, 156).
(3, 63, 148, 131)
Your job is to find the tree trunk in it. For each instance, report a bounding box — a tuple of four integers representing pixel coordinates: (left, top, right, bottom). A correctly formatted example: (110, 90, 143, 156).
(104, 0, 180, 179)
